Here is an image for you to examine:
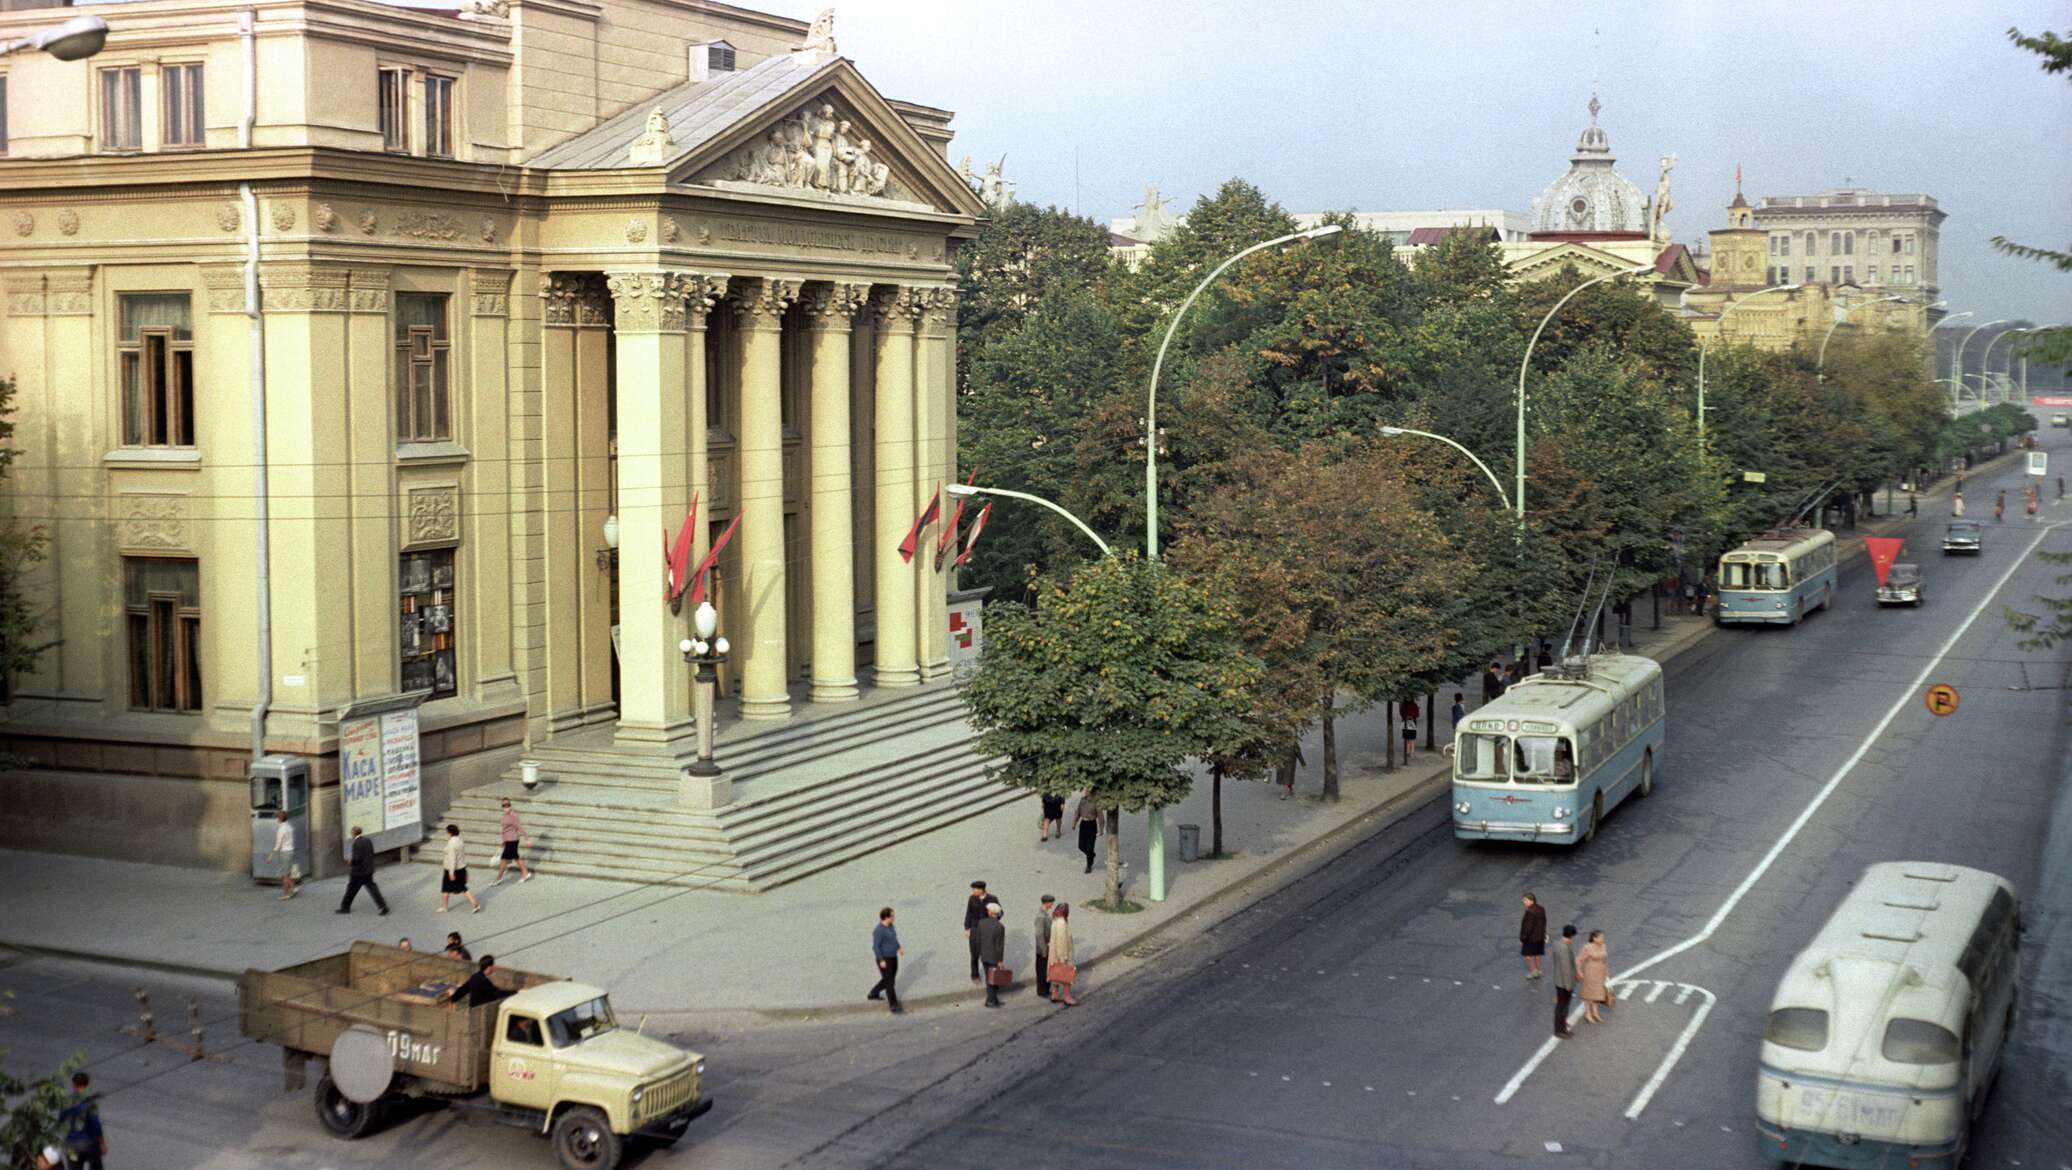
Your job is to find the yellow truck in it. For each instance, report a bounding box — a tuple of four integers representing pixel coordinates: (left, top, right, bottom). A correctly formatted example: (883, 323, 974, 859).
(238, 941, 709, 1170)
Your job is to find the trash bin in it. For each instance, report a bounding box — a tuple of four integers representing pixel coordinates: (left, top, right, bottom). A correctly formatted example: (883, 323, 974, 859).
(1177, 823, 1201, 863)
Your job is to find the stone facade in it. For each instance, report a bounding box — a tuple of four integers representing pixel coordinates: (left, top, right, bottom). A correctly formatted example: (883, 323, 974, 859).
(1751, 188, 1944, 305)
(0, 0, 983, 873)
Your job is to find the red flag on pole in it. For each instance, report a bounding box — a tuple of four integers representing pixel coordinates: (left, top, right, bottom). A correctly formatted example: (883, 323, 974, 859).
(1865, 536, 1905, 586)
(953, 501, 992, 567)
(898, 485, 942, 563)
(666, 493, 700, 601)
(934, 471, 976, 569)
(687, 512, 741, 605)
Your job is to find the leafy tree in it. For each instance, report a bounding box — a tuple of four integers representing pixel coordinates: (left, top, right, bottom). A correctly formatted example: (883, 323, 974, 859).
(1, 374, 57, 713)
(961, 554, 1261, 907)
(1, 1055, 84, 1170)
(1510, 266, 1696, 386)
(1989, 26, 2072, 368)
(1106, 179, 1301, 368)
(953, 201, 1115, 384)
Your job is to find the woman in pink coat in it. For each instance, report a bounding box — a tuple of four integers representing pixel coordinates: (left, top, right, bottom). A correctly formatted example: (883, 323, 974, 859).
(1576, 930, 1612, 1024)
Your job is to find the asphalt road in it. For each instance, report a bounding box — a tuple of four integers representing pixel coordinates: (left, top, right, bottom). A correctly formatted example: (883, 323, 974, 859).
(877, 438, 2072, 1170)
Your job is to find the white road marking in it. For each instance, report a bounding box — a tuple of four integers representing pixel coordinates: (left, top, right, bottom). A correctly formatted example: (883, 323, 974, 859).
(1644, 981, 1669, 1005)
(1499, 521, 2059, 1113)
(1624, 987, 1717, 1119)
(1673, 986, 1694, 1006)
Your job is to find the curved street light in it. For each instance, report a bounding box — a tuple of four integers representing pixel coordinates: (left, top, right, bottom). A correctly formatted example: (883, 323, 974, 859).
(1816, 295, 1916, 376)
(1954, 319, 2010, 409)
(946, 482, 1110, 557)
(1379, 426, 1513, 513)
(1144, 223, 1343, 559)
(1693, 283, 1800, 445)
(0, 14, 109, 60)
(1517, 263, 1656, 517)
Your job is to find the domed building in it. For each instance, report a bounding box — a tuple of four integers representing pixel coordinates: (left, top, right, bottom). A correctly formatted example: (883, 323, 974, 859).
(1529, 96, 1649, 235)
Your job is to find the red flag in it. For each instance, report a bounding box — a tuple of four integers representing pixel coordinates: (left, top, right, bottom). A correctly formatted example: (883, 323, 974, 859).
(666, 493, 700, 601)
(898, 485, 942, 563)
(953, 501, 992, 566)
(934, 498, 967, 571)
(1865, 536, 1905, 586)
(688, 512, 742, 605)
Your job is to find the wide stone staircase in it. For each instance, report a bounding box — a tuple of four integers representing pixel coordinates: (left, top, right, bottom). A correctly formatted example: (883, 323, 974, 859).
(419, 683, 1022, 893)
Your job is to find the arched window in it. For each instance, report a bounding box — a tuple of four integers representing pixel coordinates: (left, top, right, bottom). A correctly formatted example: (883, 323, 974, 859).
(1843, 232, 1855, 255)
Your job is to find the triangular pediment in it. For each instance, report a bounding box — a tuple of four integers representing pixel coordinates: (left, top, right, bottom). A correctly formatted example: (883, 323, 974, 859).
(1506, 241, 1644, 281)
(672, 62, 984, 219)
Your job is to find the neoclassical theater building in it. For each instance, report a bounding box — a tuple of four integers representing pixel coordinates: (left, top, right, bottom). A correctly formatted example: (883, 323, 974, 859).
(0, 0, 986, 871)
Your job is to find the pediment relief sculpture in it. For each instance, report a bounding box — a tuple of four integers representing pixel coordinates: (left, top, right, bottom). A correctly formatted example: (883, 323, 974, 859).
(710, 101, 918, 205)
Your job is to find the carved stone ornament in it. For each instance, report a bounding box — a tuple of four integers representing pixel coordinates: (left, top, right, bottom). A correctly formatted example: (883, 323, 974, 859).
(216, 203, 240, 232)
(540, 272, 610, 327)
(314, 203, 338, 233)
(9, 212, 32, 237)
(471, 269, 514, 317)
(120, 494, 191, 553)
(797, 281, 870, 325)
(868, 284, 926, 329)
(918, 286, 958, 332)
(357, 208, 378, 235)
(696, 223, 712, 244)
(687, 273, 730, 318)
(480, 217, 497, 243)
(728, 277, 801, 329)
(406, 487, 461, 546)
(720, 101, 911, 201)
(624, 218, 649, 244)
(44, 270, 92, 316)
(56, 209, 80, 236)
(348, 269, 391, 314)
(628, 108, 674, 167)
(201, 265, 247, 314)
(459, 0, 510, 16)
(661, 217, 680, 244)
(795, 9, 837, 59)
(270, 203, 296, 232)
(394, 211, 460, 241)
(604, 271, 697, 333)
(260, 264, 350, 312)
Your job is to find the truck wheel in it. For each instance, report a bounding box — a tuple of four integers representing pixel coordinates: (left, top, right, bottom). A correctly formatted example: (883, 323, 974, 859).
(552, 1105, 624, 1170)
(314, 1073, 382, 1139)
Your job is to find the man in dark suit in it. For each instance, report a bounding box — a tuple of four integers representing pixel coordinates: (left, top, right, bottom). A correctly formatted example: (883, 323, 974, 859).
(1033, 895, 1056, 999)
(963, 880, 998, 982)
(975, 903, 1007, 1008)
(336, 825, 389, 915)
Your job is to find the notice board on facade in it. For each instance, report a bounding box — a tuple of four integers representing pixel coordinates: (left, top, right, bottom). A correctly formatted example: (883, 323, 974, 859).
(338, 692, 430, 860)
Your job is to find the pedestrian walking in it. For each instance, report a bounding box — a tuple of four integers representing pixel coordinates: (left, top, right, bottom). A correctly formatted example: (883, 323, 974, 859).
(1695, 575, 1711, 617)
(438, 823, 480, 914)
(2028, 488, 2040, 520)
(443, 931, 470, 961)
(975, 902, 1007, 1009)
(492, 798, 533, 885)
(1536, 642, 1554, 673)
(1047, 902, 1078, 1006)
(1033, 894, 1057, 998)
(1577, 929, 1613, 1025)
(2057, 475, 2064, 501)
(57, 1071, 107, 1170)
(266, 809, 299, 901)
(867, 907, 903, 1013)
(1953, 492, 1965, 518)
(1074, 793, 1101, 872)
(1399, 698, 1420, 761)
(1994, 490, 2005, 523)
(1551, 925, 1578, 1038)
(1905, 492, 1918, 518)
(1279, 744, 1305, 801)
(963, 880, 999, 982)
(1449, 692, 1466, 737)
(335, 825, 389, 916)
(1481, 662, 1504, 704)
(1038, 792, 1066, 843)
(1519, 893, 1547, 980)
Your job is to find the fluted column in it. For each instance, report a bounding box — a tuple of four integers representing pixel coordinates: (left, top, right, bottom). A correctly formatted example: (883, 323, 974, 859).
(684, 274, 730, 575)
(731, 277, 802, 720)
(915, 287, 957, 680)
(605, 269, 695, 747)
(870, 286, 924, 687)
(801, 282, 871, 702)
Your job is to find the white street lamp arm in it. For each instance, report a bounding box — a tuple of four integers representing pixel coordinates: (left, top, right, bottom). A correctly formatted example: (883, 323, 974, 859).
(1817, 295, 1911, 373)
(1380, 426, 1512, 513)
(949, 483, 1111, 557)
(1516, 264, 1653, 517)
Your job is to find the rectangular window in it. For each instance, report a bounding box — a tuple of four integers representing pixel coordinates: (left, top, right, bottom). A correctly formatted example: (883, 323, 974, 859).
(1869, 266, 1879, 284)
(101, 66, 142, 150)
(1830, 266, 1841, 284)
(423, 74, 453, 158)
(399, 549, 457, 700)
(706, 43, 735, 73)
(1906, 234, 1916, 255)
(1804, 266, 1816, 284)
(378, 67, 409, 152)
(119, 294, 195, 448)
(1843, 232, 1855, 255)
(1804, 232, 1816, 255)
(1905, 265, 1915, 283)
(1780, 235, 1791, 257)
(1768, 236, 1777, 256)
(1843, 266, 1854, 284)
(1829, 232, 1841, 254)
(125, 558, 202, 712)
(162, 62, 205, 147)
(394, 293, 451, 442)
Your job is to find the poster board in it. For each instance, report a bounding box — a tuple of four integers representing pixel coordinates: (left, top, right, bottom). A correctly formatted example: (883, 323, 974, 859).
(339, 692, 430, 860)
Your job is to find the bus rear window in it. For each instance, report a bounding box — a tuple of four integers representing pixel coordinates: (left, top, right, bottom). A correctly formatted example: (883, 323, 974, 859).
(1764, 1008, 1828, 1052)
(1881, 1018, 1959, 1064)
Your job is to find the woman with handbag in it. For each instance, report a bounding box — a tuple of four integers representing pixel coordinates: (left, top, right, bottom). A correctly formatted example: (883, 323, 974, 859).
(1577, 929, 1612, 1024)
(1047, 903, 1077, 1006)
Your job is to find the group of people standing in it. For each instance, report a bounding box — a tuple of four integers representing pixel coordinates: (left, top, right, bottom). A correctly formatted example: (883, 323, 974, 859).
(1519, 893, 1613, 1038)
(868, 881, 1082, 1015)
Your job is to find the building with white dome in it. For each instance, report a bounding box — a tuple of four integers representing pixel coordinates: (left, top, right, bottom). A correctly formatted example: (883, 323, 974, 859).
(1529, 96, 1649, 235)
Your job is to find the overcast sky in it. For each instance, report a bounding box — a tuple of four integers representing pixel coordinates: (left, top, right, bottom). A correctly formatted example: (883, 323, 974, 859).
(761, 0, 2071, 326)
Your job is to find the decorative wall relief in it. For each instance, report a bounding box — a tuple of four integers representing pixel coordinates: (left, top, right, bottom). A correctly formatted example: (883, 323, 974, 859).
(314, 203, 338, 233)
(717, 101, 912, 201)
(540, 272, 609, 327)
(624, 219, 649, 244)
(260, 264, 350, 312)
(480, 217, 497, 243)
(348, 269, 391, 314)
(406, 487, 461, 546)
(201, 266, 247, 314)
(661, 218, 680, 245)
(393, 211, 460, 240)
(216, 203, 240, 232)
(9, 212, 31, 237)
(44, 270, 92, 316)
(56, 209, 80, 236)
(270, 203, 297, 232)
(605, 270, 696, 332)
(119, 494, 191, 553)
(357, 208, 378, 235)
(470, 269, 513, 317)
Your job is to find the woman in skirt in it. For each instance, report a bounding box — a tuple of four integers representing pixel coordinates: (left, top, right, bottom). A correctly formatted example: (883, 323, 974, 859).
(1039, 792, 1066, 843)
(1399, 697, 1421, 761)
(439, 823, 481, 914)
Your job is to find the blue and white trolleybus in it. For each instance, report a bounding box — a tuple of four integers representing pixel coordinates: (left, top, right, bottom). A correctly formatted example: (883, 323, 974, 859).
(1714, 528, 1838, 626)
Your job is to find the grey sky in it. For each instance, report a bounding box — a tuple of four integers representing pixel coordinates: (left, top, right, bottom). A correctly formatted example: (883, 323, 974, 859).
(772, 0, 2070, 325)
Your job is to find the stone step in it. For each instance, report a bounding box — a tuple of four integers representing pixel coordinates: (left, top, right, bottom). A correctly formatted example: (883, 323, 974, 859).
(714, 724, 983, 824)
(723, 751, 997, 849)
(430, 809, 733, 854)
(745, 777, 1031, 890)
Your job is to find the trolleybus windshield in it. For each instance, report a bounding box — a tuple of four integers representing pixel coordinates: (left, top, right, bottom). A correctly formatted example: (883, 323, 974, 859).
(1458, 733, 1571, 784)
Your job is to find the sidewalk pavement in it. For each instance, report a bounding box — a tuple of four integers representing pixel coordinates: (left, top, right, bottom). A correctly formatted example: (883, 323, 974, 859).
(0, 619, 1723, 1023)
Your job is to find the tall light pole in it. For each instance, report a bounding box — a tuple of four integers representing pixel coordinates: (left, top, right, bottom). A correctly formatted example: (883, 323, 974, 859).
(1518, 264, 1655, 517)
(0, 14, 109, 60)
(1145, 224, 1342, 559)
(1983, 327, 2040, 405)
(1378, 426, 1512, 512)
(1816, 295, 1915, 376)
(1956, 318, 2007, 410)
(1693, 283, 1800, 445)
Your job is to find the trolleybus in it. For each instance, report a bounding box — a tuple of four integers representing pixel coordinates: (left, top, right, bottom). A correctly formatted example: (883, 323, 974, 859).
(1715, 528, 1837, 626)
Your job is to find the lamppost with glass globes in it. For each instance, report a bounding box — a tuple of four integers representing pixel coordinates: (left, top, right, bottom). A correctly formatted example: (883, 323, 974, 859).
(677, 601, 731, 793)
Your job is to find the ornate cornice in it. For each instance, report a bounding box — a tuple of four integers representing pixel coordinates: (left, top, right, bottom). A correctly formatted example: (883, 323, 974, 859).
(541, 272, 610, 328)
(797, 281, 871, 332)
(261, 264, 351, 313)
(349, 268, 392, 314)
(471, 268, 515, 317)
(605, 269, 696, 334)
(728, 276, 802, 332)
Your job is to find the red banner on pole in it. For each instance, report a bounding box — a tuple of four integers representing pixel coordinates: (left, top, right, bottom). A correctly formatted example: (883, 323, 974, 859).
(1865, 537, 1905, 586)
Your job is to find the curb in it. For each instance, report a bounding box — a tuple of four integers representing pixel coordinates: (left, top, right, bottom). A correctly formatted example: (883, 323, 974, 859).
(0, 942, 239, 985)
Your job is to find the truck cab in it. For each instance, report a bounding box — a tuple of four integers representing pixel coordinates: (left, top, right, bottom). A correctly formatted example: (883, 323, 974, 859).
(490, 983, 708, 1168)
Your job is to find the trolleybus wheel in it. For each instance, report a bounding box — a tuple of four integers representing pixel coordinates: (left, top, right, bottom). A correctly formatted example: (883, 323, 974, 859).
(1638, 750, 1654, 798)
(1583, 793, 1603, 844)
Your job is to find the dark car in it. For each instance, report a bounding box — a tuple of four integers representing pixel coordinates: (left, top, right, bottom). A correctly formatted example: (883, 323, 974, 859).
(1942, 522, 1983, 555)
(1876, 563, 1924, 606)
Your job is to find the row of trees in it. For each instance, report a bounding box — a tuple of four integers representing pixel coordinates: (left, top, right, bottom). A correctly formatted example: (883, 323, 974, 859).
(954, 182, 1984, 906)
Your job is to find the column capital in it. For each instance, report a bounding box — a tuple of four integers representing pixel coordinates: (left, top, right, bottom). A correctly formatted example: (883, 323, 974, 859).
(605, 269, 698, 333)
(259, 262, 351, 313)
(868, 284, 925, 334)
(471, 268, 515, 318)
(348, 269, 392, 314)
(729, 276, 802, 332)
(686, 273, 731, 325)
(541, 272, 610, 328)
(197, 265, 247, 315)
(797, 281, 871, 331)
(916, 285, 959, 337)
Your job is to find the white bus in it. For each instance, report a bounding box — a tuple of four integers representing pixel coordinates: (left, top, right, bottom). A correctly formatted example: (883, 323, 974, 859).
(1755, 862, 2021, 1168)
(1716, 527, 1838, 626)
(1451, 654, 1664, 845)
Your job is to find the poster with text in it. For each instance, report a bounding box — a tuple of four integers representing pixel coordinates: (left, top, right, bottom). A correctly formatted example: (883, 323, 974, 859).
(379, 708, 423, 833)
(338, 715, 386, 859)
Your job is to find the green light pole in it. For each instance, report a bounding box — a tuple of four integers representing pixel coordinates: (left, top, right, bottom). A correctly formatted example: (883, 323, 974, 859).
(1693, 283, 1800, 446)
(1518, 265, 1655, 517)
